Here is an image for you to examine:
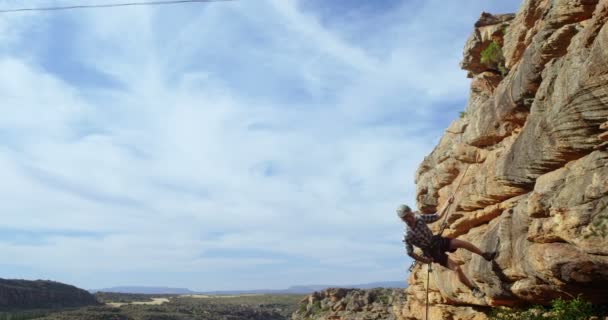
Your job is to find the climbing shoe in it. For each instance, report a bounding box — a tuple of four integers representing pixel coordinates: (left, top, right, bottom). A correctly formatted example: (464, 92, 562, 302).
(482, 251, 497, 261)
(471, 287, 485, 298)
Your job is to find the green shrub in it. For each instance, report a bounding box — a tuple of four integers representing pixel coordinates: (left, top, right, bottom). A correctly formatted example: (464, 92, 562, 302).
(377, 294, 390, 305)
(489, 306, 545, 320)
(309, 301, 322, 315)
(480, 41, 507, 76)
(459, 111, 466, 119)
(551, 297, 593, 320)
(489, 296, 598, 320)
(0, 310, 55, 320)
(480, 41, 502, 65)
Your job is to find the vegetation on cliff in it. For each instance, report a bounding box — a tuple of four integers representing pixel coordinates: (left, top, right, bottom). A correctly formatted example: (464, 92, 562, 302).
(489, 296, 608, 320)
(480, 40, 507, 76)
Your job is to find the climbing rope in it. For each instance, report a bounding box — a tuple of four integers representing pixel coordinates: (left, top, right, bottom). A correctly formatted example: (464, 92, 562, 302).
(423, 163, 471, 320)
(425, 263, 431, 320)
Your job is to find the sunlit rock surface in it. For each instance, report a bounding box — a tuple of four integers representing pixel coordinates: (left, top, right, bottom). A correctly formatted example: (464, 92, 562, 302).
(405, 1, 608, 319)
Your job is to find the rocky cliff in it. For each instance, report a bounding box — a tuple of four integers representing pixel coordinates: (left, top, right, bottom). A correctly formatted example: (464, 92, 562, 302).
(404, 0, 608, 319)
(291, 288, 406, 320)
(0, 279, 98, 310)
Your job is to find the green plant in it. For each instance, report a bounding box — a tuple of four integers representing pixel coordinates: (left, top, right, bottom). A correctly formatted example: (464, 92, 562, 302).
(0, 310, 58, 320)
(459, 111, 467, 119)
(489, 296, 597, 320)
(551, 296, 593, 320)
(377, 294, 390, 305)
(310, 301, 322, 315)
(480, 41, 508, 76)
(489, 306, 545, 320)
(480, 41, 503, 65)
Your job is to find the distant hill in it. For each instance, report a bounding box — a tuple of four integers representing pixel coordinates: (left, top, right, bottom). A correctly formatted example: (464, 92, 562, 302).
(93, 286, 195, 294)
(201, 281, 407, 295)
(97, 281, 407, 295)
(0, 279, 98, 310)
(285, 281, 408, 293)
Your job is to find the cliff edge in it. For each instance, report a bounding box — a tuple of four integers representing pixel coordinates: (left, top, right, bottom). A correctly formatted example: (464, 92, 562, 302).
(404, 0, 608, 319)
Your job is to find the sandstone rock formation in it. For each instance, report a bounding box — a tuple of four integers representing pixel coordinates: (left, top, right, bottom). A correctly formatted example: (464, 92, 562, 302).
(291, 288, 406, 320)
(405, 0, 608, 319)
(0, 279, 98, 310)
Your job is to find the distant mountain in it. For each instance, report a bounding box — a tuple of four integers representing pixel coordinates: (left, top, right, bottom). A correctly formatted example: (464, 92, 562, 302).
(0, 278, 98, 310)
(198, 281, 407, 295)
(93, 281, 406, 295)
(93, 286, 195, 294)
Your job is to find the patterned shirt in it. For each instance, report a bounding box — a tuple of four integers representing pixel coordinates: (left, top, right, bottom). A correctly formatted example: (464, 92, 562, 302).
(402, 212, 440, 257)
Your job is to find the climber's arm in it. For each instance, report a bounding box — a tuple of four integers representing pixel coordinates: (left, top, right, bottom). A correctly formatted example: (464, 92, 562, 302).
(406, 240, 432, 264)
(435, 196, 455, 221)
(410, 252, 432, 264)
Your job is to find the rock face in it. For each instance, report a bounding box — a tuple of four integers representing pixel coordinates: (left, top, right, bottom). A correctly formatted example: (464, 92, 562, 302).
(405, 1, 608, 319)
(291, 288, 406, 320)
(0, 279, 98, 310)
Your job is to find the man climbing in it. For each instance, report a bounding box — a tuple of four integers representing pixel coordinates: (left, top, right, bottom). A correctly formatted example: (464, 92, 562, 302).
(397, 198, 496, 298)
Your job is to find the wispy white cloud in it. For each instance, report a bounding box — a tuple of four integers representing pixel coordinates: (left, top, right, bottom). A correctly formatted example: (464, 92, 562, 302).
(0, 0, 520, 290)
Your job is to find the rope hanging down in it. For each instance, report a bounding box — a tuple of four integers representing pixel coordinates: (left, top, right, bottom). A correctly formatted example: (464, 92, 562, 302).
(425, 263, 431, 320)
(424, 163, 471, 320)
(0, 0, 234, 14)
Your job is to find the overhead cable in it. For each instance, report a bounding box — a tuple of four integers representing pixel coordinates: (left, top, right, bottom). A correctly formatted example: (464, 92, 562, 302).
(0, 0, 234, 14)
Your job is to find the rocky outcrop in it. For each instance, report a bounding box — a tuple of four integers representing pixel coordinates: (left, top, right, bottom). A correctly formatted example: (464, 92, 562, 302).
(405, 1, 608, 319)
(291, 288, 406, 320)
(0, 279, 98, 310)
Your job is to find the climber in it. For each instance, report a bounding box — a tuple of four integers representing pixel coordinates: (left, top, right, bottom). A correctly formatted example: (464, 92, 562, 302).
(397, 199, 496, 298)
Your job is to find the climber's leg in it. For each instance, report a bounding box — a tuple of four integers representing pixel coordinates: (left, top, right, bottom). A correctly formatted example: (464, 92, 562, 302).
(449, 239, 497, 261)
(446, 257, 476, 290)
(449, 238, 483, 256)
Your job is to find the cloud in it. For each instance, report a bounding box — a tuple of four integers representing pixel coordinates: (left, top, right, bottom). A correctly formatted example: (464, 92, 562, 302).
(0, 0, 521, 290)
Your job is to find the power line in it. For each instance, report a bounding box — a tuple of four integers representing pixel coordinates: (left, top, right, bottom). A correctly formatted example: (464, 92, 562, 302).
(0, 0, 235, 14)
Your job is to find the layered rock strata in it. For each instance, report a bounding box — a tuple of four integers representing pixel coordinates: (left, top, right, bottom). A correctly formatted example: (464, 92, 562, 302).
(404, 1, 608, 319)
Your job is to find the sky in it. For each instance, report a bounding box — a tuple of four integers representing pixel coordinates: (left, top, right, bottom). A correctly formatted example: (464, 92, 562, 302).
(0, 0, 521, 291)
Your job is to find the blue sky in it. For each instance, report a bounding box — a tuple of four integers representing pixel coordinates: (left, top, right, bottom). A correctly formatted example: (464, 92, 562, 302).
(0, 0, 520, 291)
